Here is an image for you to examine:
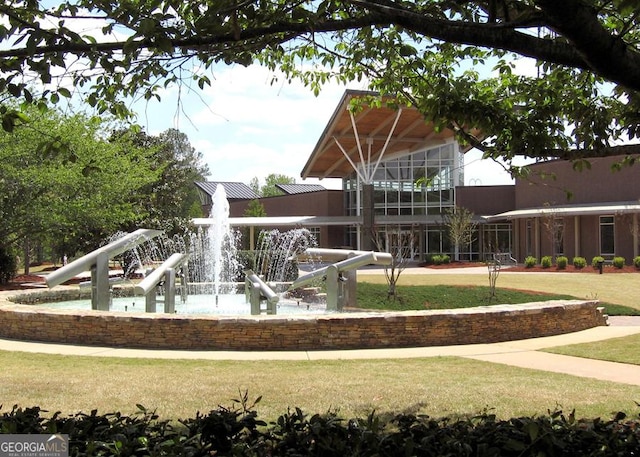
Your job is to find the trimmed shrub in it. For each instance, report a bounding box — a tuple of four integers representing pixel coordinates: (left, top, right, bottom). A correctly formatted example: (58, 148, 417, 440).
(541, 255, 552, 268)
(591, 256, 605, 268)
(524, 256, 537, 268)
(613, 256, 626, 269)
(634, 256, 640, 269)
(556, 256, 568, 270)
(572, 256, 587, 269)
(440, 254, 451, 264)
(431, 254, 443, 265)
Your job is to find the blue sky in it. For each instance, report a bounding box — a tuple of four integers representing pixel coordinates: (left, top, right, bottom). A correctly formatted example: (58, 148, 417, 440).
(132, 64, 521, 189)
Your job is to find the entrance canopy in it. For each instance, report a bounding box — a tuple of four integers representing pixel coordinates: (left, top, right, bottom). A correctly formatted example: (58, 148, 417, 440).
(301, 90, 472, 180)
(483, 201, 640, 222)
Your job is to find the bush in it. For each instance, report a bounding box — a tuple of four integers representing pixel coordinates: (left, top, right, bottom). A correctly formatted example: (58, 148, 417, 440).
(591, 256, 605, 268)
(0, 246, 17, 284)
(1, 403, 640, 456)
(572, 256, 587, 269)
(541, 255, 553, 268)
(440, 254, 451, 264)
(524, 256, 537, 268)
(634, 256, 640, 269)
(613, 256, 626, 269)
(556, 256, 568, 270)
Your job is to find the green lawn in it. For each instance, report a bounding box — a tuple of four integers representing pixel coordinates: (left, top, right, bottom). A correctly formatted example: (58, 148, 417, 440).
(355, 282, 639, 315)
(1, 350, 639, 423)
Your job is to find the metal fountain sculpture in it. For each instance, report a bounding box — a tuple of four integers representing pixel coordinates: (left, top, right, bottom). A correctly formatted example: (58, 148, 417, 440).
(45, 229, 164, 310)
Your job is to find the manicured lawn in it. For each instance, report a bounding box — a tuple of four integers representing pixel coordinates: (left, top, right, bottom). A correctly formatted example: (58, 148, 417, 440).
(355, 282, 639, 315)
(1, 350, 638, 423)
(544, 333, 640, 366)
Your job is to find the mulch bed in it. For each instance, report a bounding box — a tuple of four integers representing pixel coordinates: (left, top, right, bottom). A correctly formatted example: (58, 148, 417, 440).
(423, 261, 640, 273)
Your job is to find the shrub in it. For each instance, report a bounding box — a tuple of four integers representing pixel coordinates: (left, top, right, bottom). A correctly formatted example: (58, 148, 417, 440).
(524, 256, 537, 268)
(431, 254, 443, 265)
(541, 255, 553, 268)
(2, 403, 640, 456)
(634, 256, 640, 269)
(440, 254, 451, 264)
(0, 246, 17, 284)
(613, 256, 625, 269)
(572, 256, 587, 269)
(556, 256, 568, 270)
(591, 256, 605, 268)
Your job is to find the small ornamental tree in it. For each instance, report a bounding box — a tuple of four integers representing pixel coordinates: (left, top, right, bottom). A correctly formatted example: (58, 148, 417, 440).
(443, 207, 477, 262)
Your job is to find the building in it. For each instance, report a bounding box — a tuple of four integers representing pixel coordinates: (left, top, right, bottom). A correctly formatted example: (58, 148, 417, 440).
(197, 90, 640, 264)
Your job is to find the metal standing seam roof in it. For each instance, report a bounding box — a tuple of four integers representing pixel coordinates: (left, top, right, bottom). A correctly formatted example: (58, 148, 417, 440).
(301, 90, 478, 180)
(194, 181, 259, 200)
(275, 183, 327, 195)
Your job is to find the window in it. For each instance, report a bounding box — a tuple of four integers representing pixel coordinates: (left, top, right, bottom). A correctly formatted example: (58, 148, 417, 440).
(600, 216, 615, 255)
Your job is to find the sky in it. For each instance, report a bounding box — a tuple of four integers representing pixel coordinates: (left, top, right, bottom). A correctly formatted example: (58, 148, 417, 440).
(132, 64, 523, 190)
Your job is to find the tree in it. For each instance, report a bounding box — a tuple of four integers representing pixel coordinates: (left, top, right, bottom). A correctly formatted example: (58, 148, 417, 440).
(0, 105, 159, 274)
(443, 207, 478, 262)
(372, 227, 414, 300)
(249, 174, 295, 197)
(2, 1, 640, 172)
(110, 127, 210, 230)
(244, 199, 267, 217)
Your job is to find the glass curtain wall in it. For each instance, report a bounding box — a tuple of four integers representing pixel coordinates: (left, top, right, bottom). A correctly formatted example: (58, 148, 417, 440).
(343, 142, 460, 255)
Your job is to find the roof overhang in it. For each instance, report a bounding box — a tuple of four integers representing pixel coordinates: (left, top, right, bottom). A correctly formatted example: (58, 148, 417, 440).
(193, 216, 362, 227)
(302, 90, 478, 180)
(483, 201, 640, 222)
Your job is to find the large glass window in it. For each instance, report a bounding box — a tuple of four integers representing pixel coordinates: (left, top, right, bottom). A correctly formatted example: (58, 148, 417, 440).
(343, 142, 459, 217)
(600, 216, 615, 255)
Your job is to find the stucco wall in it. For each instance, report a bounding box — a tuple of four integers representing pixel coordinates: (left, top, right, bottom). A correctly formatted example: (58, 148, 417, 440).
(1, 291, 606, 351)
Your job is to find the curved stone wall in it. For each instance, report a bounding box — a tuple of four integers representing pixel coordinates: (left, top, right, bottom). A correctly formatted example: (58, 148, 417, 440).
(0, 290, 607, 351)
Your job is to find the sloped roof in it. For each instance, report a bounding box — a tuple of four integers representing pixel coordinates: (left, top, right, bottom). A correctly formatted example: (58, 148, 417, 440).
(302, 90, 476, 180)
(194, 181, 258, 200)
(276, 183, 327, 195)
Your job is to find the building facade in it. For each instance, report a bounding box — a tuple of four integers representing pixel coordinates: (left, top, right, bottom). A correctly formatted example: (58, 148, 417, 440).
(197, 91, 640, 264)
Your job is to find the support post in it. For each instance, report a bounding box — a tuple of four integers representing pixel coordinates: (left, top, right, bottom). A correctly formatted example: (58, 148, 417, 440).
(145, 289, 156, 312)
(362, 183, 375, 251)
(326, 265, 339, 311)
(164, 268, 176, 313)
(92, 251, 110, 311)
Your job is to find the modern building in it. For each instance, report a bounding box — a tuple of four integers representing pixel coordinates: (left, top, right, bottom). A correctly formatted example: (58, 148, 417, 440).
(197, 90, 640, 264)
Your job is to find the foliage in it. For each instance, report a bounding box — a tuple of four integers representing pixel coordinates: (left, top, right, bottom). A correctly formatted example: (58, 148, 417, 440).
(556, 256, 568, 270)
(2, 1, 640, 169)
(592, 256, 606, 268)
(524, 256, 537, 268)
(110, 127, 210, 227)
(0, 246, 17, 284)
(429, 254, 451, 265)
(249, 174, 295, 198)
(443, 206, 477, 261)
(573, 257, 587, 269)
(634, 256, 640, 269)
(244, 199, 267, 217)
(0, 105, 158, 260)
(613, 256, 626, 269)
(2, 402, 639, 456)
(541, 256, 553, 268)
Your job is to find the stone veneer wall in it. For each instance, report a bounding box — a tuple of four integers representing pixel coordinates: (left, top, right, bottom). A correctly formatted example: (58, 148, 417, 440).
(0, 291, 607, 351)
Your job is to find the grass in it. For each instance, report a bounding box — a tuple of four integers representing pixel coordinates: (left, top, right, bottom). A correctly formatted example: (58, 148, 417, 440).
(543, 333, 640, 366)
(354, 282, 639, 315)
(359, 271, 640, 311)
(1, 350, 639, 423)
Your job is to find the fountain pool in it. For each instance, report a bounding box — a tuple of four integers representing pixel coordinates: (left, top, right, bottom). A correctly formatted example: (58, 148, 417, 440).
(38, 293, 327, 315)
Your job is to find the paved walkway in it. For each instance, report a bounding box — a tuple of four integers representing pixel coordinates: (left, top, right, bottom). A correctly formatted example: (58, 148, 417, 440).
(1, 317, 640, 386)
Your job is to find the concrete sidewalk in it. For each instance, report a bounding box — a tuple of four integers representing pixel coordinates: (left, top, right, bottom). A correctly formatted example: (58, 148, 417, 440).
(2, 320, 640, 386)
